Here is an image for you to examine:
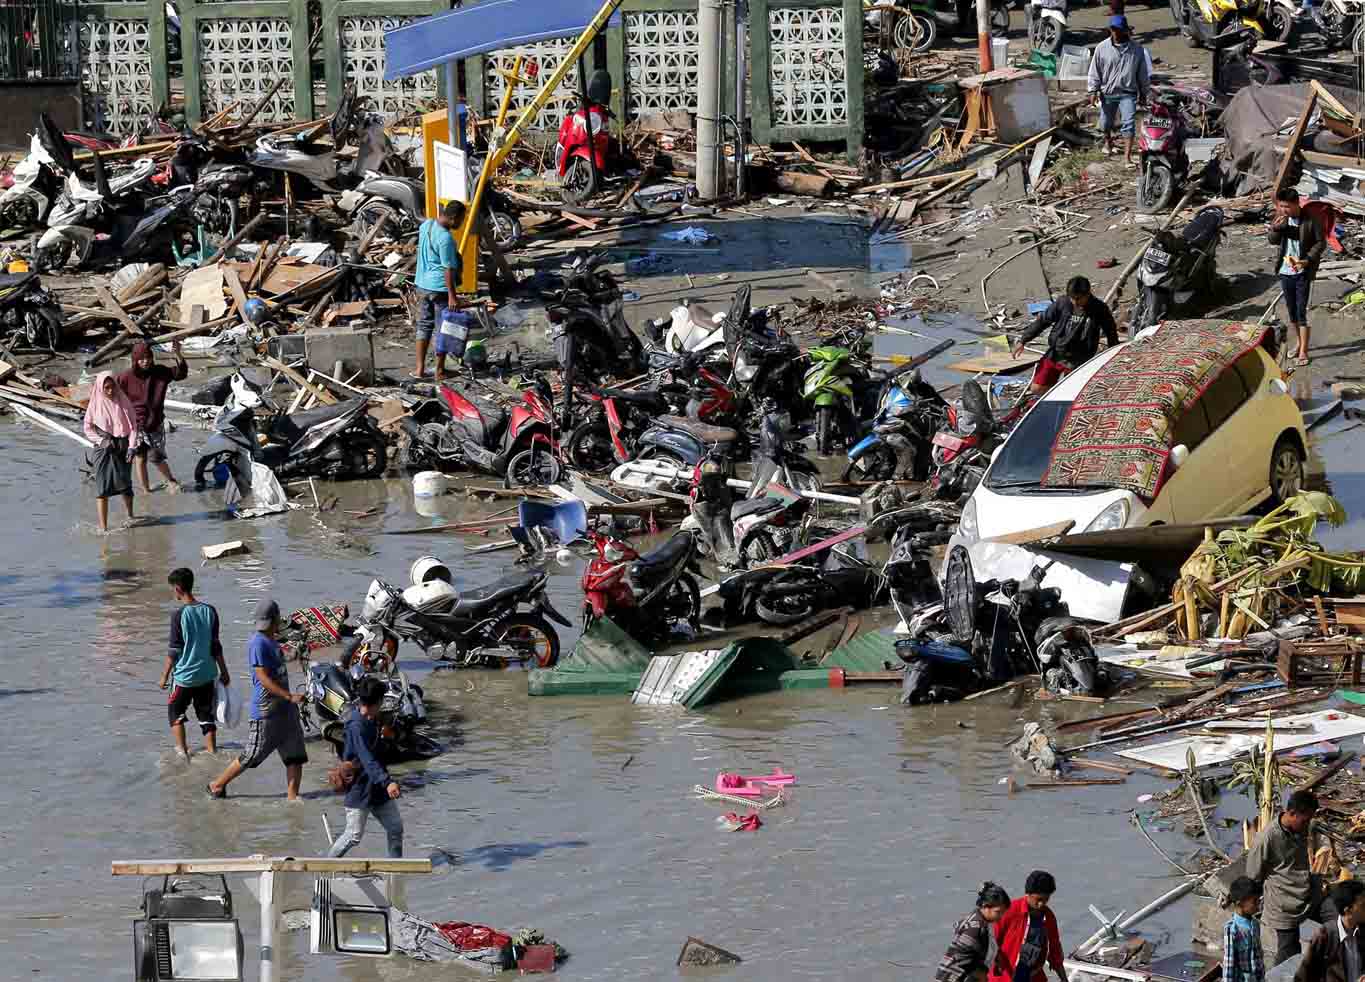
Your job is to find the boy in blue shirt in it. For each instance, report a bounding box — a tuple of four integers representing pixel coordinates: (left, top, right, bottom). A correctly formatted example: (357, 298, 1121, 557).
(159, 567, 230, 760)
(207, 599, 308, 800)
(412, 200, 467, 380)
(327, 676, 404, 858)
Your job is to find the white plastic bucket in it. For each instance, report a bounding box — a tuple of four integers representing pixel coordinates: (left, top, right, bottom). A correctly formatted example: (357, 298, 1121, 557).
(412, 471, 449, 498)
(991, 37, 1009, 70)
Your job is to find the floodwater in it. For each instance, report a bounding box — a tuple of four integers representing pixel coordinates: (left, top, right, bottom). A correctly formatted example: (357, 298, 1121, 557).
(1, 414, 1208, 981)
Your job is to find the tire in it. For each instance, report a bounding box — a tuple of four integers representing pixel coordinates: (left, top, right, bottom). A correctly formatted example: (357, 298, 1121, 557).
(1137, 160, 1175, 214)
(566, 419, 616, 472)
(660, 573, 702, 630)
(1132, 286, 1168, 332)
(1267, 3, 1295, 41)
(561, 156, 598, 205)
(487, 209, 522, 250)
(322, 721, 345, 757)
(1355, 21, 1365, 56)
(339, 429, 388, 479)
(193, 451, 239, 490)
(494, 613, 561, 668)
(1268, 435, 1305, 508)
(24, 305, 62, 349)
(756, 576, 819, 626)
(1035, 16, 1062, 54)
(353, 200, 400, 241)
(504, 446, 563, 488)
(845, 443, 898, 482)
(990, 4, 1010, 37)
(1319, 6, 1353, 48)
(907, 12, 938, 51)
(738, 530, 780, 568)
(34, 236, 71, 273)
(816, 405, 836, 456)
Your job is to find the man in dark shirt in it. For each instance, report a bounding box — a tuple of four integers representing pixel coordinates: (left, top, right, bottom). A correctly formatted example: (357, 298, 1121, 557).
(117, 340, 188, 493)
(1013, 276, 1120, 396)
(327, 676, 404, 858)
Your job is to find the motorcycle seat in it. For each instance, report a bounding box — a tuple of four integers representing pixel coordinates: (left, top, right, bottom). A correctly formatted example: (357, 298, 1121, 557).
(657, 415, 738, 444)
(454, 570, 541, 612)
(1183, 208, 1223, 249)
(631, 531, 693, 573)
(730, 496, 785, 521)
(289, 399, 361, 431)
(598, 386, 666, 406)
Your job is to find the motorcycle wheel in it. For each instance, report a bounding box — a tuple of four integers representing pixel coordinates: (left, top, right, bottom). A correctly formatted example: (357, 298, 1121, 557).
(756, 577, 819, 626)
(815, 405, 837, 456)
(1355, 21, 1365, 56)
(24, 306, 62, 349)
(322, 721, 345, 757)
(487, 209, 522, 250)
(566, 419, 616, 472)
(354, 200, 400, 241)
(341, 429, 388, 479)
(990, 4, 1010, 36)
(1137, 161, 1175, 215)
(1267, 2, 1295, 40)
(1319, 6, 1353, 48)
(844, 444, 898, 483)
(1035, 16, 1063, 54)
(739, 530, 780, 568)
(561, 156, 599, 205)
(504, 447, 563, 488)
(494, 613, 561, 668)
(33, 236, 72, 273)
(661, 572, 702, 630)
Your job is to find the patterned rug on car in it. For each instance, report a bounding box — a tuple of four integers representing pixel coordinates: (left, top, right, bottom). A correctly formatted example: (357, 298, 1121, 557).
(1042, 319, 1269, 499)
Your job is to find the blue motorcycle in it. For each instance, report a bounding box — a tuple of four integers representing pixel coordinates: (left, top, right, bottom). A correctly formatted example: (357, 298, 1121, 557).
(842, 368, 948, 483)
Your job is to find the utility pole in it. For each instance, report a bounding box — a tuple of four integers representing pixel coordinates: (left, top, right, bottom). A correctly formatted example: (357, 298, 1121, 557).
(697, 0, 725, 200)
(975, 0, 994, 72)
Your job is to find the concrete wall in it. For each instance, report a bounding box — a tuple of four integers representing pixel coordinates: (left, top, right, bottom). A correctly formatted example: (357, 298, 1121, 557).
(0, 82, 80, 148)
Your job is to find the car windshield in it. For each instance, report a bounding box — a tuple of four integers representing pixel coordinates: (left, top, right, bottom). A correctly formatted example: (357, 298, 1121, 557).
(985, 399, 1081, 491)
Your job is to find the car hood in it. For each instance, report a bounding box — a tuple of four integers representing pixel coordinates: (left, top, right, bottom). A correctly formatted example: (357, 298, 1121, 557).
(969, 483, 1144, 541)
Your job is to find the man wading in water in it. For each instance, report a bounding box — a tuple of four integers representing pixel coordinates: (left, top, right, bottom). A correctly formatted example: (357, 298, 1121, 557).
(207, 599, 307, 800)
(1247, 790, 1325, 966)
(159, 567, 230, 760)
(118, 339, 188, 493)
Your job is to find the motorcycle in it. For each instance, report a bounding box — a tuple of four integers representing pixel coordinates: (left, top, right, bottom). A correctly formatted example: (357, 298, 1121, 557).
(359, 555, 569, 668)
(1179, 0, 1267, 46)
(581, 529, 703, 641)
(564, 383, 684, 472)
(0, 116, 72, 231)
(804, 346, 860, 456)
(555, 69, 618, 204)
(192, 373, 388, 488)
(35, 154, 164, 270)
(1026, 0, 1068, 55)
(301, 655, 440, 763)
(1136, 89, 1220, 214)
(866, 0, 1010, 52)
(549, 251, 646, 425)
(711, 546, 881, 627)
(399, 373, 562, 487)
(929, 379, 1021, 499)
(717, 286, 805, 425)
(1130, 205, 1224, 332)
(0, 270, 64, 350)
(686, 447, 815, 569)
(842, 368, 949, 482)
(1316, 0, 1360, 50)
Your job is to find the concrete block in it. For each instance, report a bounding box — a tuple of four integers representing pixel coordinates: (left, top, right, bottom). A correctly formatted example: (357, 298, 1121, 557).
(304, 328, 375, 385)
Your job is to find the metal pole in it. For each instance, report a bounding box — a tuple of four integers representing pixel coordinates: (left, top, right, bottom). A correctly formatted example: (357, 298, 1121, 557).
(976, 0, 994, 72)
(734, 0, 748, 197)
(697, 0, 724, 199)
(446, 61, 459, 148)
(258, 869, 277, 982)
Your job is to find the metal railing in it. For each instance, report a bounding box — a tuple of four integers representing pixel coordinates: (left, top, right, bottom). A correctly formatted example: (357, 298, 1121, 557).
(0, 0, 80, 82)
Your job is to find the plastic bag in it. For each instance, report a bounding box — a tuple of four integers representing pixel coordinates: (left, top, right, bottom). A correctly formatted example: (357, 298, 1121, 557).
(215, 680, 242, 729)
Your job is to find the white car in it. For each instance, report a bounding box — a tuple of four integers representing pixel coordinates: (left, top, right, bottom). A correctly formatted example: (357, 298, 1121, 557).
(955, 322, 1308, 546)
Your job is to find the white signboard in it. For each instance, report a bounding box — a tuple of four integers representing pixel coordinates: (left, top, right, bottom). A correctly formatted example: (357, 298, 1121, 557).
(433, 141, 469, 206)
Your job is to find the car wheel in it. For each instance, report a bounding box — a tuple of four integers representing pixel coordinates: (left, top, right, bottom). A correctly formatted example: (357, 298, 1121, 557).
(1268, 435, 1305, 507)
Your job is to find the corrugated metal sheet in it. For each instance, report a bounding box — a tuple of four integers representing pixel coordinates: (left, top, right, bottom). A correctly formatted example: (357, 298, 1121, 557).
(633, 649, 731, 705)
(822, 630, 900, 672)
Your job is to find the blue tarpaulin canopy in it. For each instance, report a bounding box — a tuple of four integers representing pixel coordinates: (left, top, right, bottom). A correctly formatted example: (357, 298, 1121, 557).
(384, 0, 622, 81)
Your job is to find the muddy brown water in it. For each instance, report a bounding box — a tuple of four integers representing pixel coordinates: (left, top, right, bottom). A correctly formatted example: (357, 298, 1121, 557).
(1, 405, 1229, 981)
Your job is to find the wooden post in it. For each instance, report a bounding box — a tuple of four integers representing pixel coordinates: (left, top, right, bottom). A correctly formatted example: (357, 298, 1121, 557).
(1273, 89, 1317, 199)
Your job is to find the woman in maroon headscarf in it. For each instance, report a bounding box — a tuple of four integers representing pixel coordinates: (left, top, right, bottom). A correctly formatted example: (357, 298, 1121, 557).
(118, 339, 188, 492)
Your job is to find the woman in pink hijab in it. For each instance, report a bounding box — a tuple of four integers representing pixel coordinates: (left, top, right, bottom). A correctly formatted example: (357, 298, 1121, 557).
(83, 372, 143, 531)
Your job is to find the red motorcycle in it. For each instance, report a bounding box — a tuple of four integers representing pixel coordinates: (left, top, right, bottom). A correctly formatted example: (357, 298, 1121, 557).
(580, 529, 702, 641)
(929, 379, 1023, 498)
(555, 70, 614, 204)
(565, 385, 680, 472)
(400, 373, 562, 487)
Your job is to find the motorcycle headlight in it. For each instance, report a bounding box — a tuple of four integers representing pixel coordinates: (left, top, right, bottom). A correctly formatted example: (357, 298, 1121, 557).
(958, 498, 979, 544)
(1084, 499, 1130, 533)
(735, 351, 758, 382)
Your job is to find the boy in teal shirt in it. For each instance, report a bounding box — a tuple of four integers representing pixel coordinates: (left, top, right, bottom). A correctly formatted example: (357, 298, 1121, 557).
(159, 567, 230, 759)
(412, 200, 467, 379)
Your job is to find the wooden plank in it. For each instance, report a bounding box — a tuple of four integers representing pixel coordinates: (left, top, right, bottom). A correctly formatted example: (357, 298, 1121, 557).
(1295, 751, 1357, 793)
(1273, 89, 1318, 198)
(222, 266, 251, 327)
(260, 354, 339, 405)
(1312, 80, 1358, 127)
(947, 349, 1041, 374)
(95, 285, 141, 337)
(984, 520, 1076, 546)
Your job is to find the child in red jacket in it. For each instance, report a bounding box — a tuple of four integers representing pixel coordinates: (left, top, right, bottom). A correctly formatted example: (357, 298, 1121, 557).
(990, 871, 1069, 982)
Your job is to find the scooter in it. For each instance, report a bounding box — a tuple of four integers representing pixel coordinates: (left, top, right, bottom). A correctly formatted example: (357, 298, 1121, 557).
(0, 117, 72, 231)
(843, 368, 949, 482)
(399, 373, 562, 487)
(549, 251, 646, 425)
(564, 383, 683, 472)
(301, 655, 440, 763)
(580, 529, 703, 640)
(686, 448, 815, 568)
(1180, 0, 1267, 46)
(1026, 0, 1068, 54)
(556, 69, 613, 204)
(0, 270, 64, 350)
(192, 374, 388, 488)
(803, 345, 866, 455)
(1136, 89, 1218, 214)
(1130, 205, 1224, 331)
(35, 154, 163, 269)
(1316, 0, 1360, 50)
(359, 555, 569, 668)
(710, 547, 881, 627)
(929, 379, 1021, 494)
